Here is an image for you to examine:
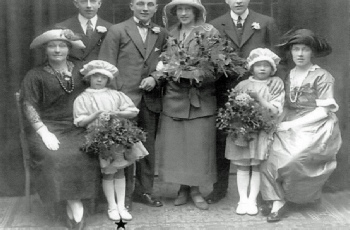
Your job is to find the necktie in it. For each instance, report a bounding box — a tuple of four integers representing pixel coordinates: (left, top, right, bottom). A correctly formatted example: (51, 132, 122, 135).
(236, 16, 243, 42)
(86, 20, 94, 38)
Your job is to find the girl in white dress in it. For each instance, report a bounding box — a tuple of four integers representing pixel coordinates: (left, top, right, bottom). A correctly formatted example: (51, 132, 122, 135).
(73, 60, 148, 222)
(225, 48, 285, 215)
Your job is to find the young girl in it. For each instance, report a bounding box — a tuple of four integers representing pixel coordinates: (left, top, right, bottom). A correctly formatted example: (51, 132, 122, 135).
(225, 48, 285, 216)
(73, 60, 147, 222)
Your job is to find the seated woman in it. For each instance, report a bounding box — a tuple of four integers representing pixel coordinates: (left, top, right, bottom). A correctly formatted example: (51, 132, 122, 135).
(156, 0, 220, 210)
(20, 28, 100, 230)
(260, 29, 342, 222)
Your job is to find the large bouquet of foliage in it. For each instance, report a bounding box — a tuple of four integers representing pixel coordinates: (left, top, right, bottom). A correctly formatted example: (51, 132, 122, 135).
(216, 89, 276, 145)
(81, 113, 147, 160)
(152, 31, 247, 84)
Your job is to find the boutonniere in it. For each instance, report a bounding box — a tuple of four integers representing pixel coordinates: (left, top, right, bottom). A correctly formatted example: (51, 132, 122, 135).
(154, 47, 160, 52)
(96, 26, 107, 33)
(151, 26, 161, 34)
(251, 22, 261, 30)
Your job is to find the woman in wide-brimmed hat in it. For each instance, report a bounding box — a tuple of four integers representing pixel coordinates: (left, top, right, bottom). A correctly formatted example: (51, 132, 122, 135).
(156, 0, 220, 210)
(20, 28, 99, 229)
(259, 29, 342, 223)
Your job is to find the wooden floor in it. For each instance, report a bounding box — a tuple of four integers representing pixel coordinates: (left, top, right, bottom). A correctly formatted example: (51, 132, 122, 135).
(1, 175, 350, 230)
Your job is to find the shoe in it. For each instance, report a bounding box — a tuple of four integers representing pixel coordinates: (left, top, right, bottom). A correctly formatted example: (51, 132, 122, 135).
(174, 186, 190, 206)
(133, 193, 163, 207)
(246, 202, 258, 216)
(267, 204, 287, 223)
(107, 208, 120, 221)
(118, 207, 133, 221)
(125, 196, 132, 211)
(190, 191, 209, 210)
(260, 202, 272, 216)
(204, 190, 227, 204)
(236, 202, 247, 215)
(66, 213, 86, 230)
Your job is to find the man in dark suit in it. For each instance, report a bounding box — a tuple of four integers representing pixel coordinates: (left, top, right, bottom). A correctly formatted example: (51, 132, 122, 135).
(99, 0, 167, 210)
(205, 0, 281, 204)
(56, 0, 112, 66)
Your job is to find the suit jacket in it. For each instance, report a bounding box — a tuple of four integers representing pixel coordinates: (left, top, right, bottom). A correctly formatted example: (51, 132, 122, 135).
(210, 10, 280, 108)
(56, 16, 112, 66)
(162, 24, 219, 119)
(98, 18, 168, 113)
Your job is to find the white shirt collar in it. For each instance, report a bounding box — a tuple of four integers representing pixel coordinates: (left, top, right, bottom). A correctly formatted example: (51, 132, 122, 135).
(248, 76, 269, 83)
(230, 9, 249, 24)
(86, 87, 108, 93)
(134, 16, 150, 26)
(78, 14, 98, 31)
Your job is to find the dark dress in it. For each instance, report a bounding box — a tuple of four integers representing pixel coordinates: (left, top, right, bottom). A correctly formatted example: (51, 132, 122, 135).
(20, 63, 100, 203)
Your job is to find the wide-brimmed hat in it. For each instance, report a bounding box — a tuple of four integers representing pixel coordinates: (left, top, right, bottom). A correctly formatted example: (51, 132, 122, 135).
(277, 29, 332, 57)
(247, 48, 281, 75)
(163, 0, 206, 28)
(30, 29, 85, 49)
(80, 60, 119, 80)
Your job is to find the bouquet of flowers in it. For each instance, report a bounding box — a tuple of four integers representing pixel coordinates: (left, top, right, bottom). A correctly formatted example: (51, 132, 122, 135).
(216, 89, 276, 146)
(152, 31, 247, 84)
(81, 113, 147, 160)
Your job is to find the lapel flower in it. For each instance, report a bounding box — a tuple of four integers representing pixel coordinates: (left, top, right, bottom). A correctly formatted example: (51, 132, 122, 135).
(251, 22, 261, 30)
(96, 26, 107, 33)
(151, 26, 161, 34)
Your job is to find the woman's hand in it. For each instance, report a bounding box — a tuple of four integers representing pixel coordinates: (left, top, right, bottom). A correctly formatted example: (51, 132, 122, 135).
(36, 126, 60, 150)
(268, 76, 284, 95)
(139, 77, 156, 91)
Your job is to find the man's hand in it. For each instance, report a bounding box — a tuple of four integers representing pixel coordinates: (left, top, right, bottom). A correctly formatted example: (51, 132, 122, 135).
(139, 77, 156, 91)
(267, 76, 284, 95)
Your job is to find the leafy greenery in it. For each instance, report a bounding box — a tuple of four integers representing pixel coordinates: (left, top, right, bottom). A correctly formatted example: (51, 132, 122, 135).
(81, 113, 147, 160)
(152, 31, 247, 84)
(216, 89, 276, 143)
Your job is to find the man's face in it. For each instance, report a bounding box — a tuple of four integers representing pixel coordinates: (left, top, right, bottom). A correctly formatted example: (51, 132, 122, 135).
(130, 0, 158, 23)
(74, 0, 101, 19)
(225, 0, 250, 15)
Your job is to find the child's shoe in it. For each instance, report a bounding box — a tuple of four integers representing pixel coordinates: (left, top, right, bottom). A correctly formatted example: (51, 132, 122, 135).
(118, 207, 132, 221)
(107, 208, 120, 221)
(246, 202, 259, 215)
(236, 202, 247, 215)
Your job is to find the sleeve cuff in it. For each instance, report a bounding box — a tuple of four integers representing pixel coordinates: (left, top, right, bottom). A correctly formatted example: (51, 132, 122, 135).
(316, 98, 339, 112)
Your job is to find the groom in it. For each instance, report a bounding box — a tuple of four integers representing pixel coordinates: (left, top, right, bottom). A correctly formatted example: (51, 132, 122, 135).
(98, 0, 167, 210)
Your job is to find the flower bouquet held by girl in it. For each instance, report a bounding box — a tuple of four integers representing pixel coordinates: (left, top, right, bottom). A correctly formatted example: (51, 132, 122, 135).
(152, 32, 247, 84)
(81, 112, 147, 172)
(217, 89, 276, 147)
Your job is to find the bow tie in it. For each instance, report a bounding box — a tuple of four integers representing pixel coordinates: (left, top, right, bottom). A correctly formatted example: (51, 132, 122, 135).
(136, 21, 152, 29)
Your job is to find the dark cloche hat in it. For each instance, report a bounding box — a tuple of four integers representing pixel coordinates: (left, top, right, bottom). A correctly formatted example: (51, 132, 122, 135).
(277, 29, 332, 57)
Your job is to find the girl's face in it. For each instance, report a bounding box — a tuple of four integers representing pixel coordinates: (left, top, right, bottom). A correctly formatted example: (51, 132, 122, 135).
(252, 61, 273, 80)
(176, 5, 195, 26)
(46, 40, 69, 63)
(90, 73, 109, 89)
(291, 44, 313, 68)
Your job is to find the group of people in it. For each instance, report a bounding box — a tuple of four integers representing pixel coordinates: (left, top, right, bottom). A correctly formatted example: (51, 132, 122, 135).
(20, 0, 342, 229)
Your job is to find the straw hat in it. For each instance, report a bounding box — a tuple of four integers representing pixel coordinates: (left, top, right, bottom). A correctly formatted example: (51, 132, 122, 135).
(163, 0, 206, 27)
(80, 60, 119, 80)
(30, 29, 85, 49)
(247, 48, 281, 75)
(277, 29, 332, 57)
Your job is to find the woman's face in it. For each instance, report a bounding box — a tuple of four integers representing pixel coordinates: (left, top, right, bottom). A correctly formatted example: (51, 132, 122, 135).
(176, 5, 195, 26)
(252, 61, 273, 80)
(90, 73, 109, 89)
(46, 40, 69, 63)
(291, 44, 313, 68)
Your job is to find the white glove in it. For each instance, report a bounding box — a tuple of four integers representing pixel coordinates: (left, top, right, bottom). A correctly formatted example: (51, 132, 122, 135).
(156, 61, 164, 71)
(36, 125, 60, 150)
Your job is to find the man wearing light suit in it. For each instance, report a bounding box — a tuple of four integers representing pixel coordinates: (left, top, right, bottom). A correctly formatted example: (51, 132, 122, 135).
(56, 0, 112, 66)
(206, 0, 281, 204)
(99, 0, 167, 210)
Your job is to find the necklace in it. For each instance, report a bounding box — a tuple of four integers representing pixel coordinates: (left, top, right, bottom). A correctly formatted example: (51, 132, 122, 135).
(289, 68, 309, 103)
(48, 64, 75, 94)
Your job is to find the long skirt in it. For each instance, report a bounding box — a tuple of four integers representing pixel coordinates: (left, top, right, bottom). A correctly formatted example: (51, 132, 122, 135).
(156, 114, 217, 187)
(28, 121, 100, 203)
(260, 114, 342, 203)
